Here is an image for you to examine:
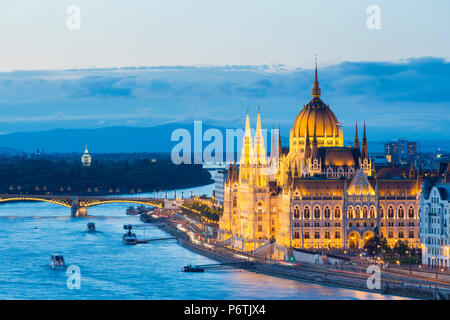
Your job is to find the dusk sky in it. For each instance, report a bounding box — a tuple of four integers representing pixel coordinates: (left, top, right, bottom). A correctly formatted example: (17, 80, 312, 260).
(0, 0, 449, 141)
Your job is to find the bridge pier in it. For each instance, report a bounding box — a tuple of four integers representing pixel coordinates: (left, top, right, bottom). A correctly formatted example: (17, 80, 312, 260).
(71, 206, 87, 217)
(71, 196, 88, 217)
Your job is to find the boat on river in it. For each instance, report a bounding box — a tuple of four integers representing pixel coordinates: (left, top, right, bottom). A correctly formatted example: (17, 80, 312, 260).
(181, 264, 204, 272)
(140, 213, 153, 223)
(122, 224, 137, 245)
(126, 206, 138, 215)
(49, 253, 65, 269)
(86, 222, 96, 233)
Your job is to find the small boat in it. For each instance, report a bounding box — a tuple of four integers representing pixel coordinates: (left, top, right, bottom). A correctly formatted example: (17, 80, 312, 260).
(140, 213, 153, 223)
(122, 224, 137, 245)
(181, 264, 204, 272)
(126, 206, 138, 215)
(137, 205, 148, 214)
(49, 253, 65, 269)
(86, 222, 96, 233)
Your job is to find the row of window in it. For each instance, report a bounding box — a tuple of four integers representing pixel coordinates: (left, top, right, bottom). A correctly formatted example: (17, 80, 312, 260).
(292, 205, 416, 219)
(294, 230, 341, 239)
(292, 230, 416, 239)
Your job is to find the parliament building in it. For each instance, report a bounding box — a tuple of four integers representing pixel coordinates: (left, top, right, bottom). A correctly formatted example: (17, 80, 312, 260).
(218, 64, 422, 259)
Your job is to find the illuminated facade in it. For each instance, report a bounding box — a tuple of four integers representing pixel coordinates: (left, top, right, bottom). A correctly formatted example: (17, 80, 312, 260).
(81, 145, 92, 167)
(420, 173, 450, 268)
(218, 64, 422, 259)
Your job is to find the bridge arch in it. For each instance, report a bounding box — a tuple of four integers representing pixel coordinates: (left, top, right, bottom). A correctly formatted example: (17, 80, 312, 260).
(0, 195, 164, 217)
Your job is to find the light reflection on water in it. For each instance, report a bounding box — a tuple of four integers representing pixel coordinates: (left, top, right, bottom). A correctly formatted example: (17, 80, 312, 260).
(0, 184, 407, 300)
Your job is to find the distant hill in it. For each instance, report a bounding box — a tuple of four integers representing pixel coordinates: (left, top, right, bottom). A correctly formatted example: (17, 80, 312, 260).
(0, 146, 25, 155)
(0, 125, 447, 155)
(0, 124, 290, 154)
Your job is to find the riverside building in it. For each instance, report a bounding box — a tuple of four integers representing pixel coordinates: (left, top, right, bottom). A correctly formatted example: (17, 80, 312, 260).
(217, 64, 422, 259)
(420, 165, 450, 269)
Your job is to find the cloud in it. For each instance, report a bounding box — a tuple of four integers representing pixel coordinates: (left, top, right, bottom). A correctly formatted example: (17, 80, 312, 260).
(0, 57, 448, 140)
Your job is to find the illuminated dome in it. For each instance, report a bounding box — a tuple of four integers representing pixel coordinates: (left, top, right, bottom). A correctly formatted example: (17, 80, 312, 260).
(292, 98, 340, 138)
(290, 62, 343, 149)
(81, 145, 91, 167)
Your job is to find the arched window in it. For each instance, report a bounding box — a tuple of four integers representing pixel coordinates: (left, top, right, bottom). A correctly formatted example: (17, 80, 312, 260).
(232, 196, 237, 207)
(314, 207, 321, 219)
(347, 206, 354, 219)
(369, 206, 376, 218)
(408, 206, 414, 218)
(388, 205, 394, 218)
(398, 206, 404, 218)
(334, 206, 341, 219)
(314, 231, 320, 239)
(380, 206, 384, 218)
(257, 202, 263, 214)
(304, 231, 310, 239)
(294, 206, 300, 219)
(355, 206, 361, 219)
(362, 206, 368, 219)
(304, 207, 310, 219)
(408, 230, 414, 238)
(324, 206, 331, 219)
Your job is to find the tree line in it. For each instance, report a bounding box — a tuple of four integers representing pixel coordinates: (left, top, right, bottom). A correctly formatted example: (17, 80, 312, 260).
(0, 157, 213, 195)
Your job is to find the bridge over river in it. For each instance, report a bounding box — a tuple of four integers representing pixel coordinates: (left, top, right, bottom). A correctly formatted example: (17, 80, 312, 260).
(0, 194, 164, 217)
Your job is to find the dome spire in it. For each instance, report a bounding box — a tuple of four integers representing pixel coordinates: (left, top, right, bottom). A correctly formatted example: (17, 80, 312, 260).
(312, 55, 321, 99)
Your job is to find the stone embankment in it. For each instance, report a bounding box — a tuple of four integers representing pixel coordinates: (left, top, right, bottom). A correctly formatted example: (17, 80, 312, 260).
(150, 214, 450, 300)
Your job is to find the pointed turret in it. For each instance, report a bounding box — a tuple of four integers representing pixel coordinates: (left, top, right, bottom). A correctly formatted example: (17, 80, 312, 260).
(354, 122, 360, 150)
(253, 108, 267, 165)
(240, 110, 254, 165)
(304, 124, 311, 161)
(312, 56, 321, 99)
(409, 159, 416, 179)
(361, 121, 369, 160)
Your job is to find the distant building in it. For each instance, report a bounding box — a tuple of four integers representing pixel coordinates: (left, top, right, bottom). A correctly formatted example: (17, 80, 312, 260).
(214, 169, 227, 206)
(81, 145, 92, 167)
(420, 175, 450, 268)
(385, 139, 417, 163)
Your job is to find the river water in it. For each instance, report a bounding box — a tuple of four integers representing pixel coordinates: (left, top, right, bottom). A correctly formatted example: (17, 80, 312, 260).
(0, 182, 407, 300)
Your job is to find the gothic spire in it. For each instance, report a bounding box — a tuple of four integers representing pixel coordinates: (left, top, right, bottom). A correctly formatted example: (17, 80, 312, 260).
(354, 122, 360, 150)
(312, 56, 321, 99)
(304, 123, 311, 161)
(240, 109, 254, 165)
(361, 121, 368, 159)
(409, 159, 416, 179)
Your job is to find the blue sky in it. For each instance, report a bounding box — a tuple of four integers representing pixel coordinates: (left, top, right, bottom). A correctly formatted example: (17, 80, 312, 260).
(0, 1, 449, 141)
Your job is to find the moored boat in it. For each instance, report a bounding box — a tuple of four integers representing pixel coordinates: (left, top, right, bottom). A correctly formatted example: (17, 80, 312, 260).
(140, 213, 153, 223)
(126, 206, 138, 215)
(181, 264, 204, 272)
(122, 224, 137, 245)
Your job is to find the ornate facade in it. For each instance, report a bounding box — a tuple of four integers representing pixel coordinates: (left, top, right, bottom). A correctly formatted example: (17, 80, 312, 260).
(218, 64, 422, 259)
